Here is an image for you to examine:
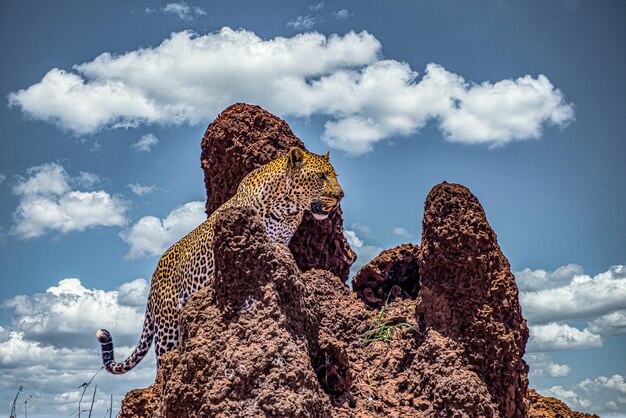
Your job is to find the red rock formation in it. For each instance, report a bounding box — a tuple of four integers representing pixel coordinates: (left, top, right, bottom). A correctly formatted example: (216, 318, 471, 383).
(120, 181, 594, 417)
(119, 105, 586, 417)
(352, 244, 420, 309)
(528, 389, 599, 418)
(417, 182, 530, 418)
(157, 206, 332, 417)
(119, 380, 161, 418)
(200, 103, 355, 281)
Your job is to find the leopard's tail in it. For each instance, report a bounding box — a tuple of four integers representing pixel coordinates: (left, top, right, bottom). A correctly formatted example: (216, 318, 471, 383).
(96, 311, 154, 374)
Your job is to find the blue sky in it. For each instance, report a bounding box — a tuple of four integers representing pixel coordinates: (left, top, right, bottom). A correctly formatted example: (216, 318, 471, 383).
(0, 1, 625, 416)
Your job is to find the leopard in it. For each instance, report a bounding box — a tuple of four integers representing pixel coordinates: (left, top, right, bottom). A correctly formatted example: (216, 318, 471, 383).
(96, 147, 344, 374)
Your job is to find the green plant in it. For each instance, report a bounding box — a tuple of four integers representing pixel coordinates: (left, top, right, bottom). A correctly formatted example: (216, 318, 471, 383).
(363, 294, 416, 344)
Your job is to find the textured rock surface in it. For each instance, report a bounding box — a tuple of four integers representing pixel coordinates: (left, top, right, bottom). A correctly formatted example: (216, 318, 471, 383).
(120, 182, 536, 417)
(120, 116, 587, 416)
(119, 379, 161, 418)
(200, 103, 355, 281)
(417, 182, 530, 418)
(156, 206, 331, 417)
(352, 244, 420, 309)
(528, 389, 600, 418)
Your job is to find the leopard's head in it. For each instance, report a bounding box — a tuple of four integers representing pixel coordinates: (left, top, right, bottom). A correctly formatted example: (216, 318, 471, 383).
(286, 147, 344, 220)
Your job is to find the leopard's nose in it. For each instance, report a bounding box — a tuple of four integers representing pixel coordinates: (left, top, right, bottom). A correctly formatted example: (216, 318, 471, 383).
(336, 187, 344, 203)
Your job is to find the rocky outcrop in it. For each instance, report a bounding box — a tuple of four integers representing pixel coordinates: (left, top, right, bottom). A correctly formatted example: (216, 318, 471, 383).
(352, 244, 420, 309)
(119, 104, 587, 417)
(119, 380, 161, 418)
(417, 182, 530, 418)
(155, 206, 331, 417)
(527, 389, 600, 418)
(200, 103, 355, 282)
(120, 181, 530, 417)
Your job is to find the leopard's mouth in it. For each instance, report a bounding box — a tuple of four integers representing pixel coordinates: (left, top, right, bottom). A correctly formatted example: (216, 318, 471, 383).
(310, 200, 335, 220)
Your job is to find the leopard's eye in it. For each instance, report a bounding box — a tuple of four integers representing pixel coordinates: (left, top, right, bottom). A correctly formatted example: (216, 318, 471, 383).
(319, 173, 327, 181)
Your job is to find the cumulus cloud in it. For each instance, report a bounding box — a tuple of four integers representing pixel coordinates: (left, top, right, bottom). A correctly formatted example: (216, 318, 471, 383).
(537, 374, 626, 415)
(3, 278, 147, 348)
(334, 9, 350, 19)
(344, 228, 383, 276)
(131, 133, 159, 152)
(8, 28, 574, 154)
(351, 222, 374, 238)
(309, 2, 324, 11)
(287, 15, 319, 30)
(525, 352, 550, 378)
(76, 171, 99, 187)
(0, 173, 6, 183)
(527, 322, 602, 352)
(525, 353, 572, 378)
(120, 201, 206, 259)
(589, 309, 626, 336)
(515, 263, 584, 292)
(160, 2, 206, 21)
(0, 277, 157, 415)
(520, 265, 626, 324)
(128, 183, 156, 196)
(579, 374, 626, 395)
(547, 386, 592, 410)
(547, 362, 572, 378)
(11, 163, 128, 239)
(392, 226, 413, 239)
(0, 328, 59, 368)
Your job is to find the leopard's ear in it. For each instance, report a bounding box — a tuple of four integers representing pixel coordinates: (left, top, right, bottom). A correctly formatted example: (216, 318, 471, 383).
(287, 147, 305, 172)
(322, 151, 330, 161)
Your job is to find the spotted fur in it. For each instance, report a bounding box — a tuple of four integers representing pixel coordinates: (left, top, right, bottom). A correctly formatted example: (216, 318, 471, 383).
(97, 147, 343, 374)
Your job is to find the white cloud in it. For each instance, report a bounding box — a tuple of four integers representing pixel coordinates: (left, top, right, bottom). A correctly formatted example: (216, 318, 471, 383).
(11, 163, 128, 239)
(344, 228, 383, 276)
(3, 278, 147, 348)
(546, 386, 592, 410)
(351, 222, 374, 238)
(287, 15, 319, 30)
(547, 362, 572, 378)
(0, 173, 6, 183)
(527, 322, 602, 352)
(120, 201, 206, 259)
(589, 310, 626, 336)
(515, 263, 583, 291)
(579, 375, 626, 395)
(525, 352, 550, 378)
(525, 353, 572, 378)
(128, 183, 156, 196)
(161, 2, 206, 21)
(317, 62, 573, 153)
(76, 171, 99, 187)
(334, 9, 350, 19)
(309, 2, 324, 11)
(8, 28, 574, 154)
(520, 265, 626, 324)
(392, 226, 413, 239)
(540, 374, 626, 415)
(131, 133, 159, 152)
(0, 328, 58, 368)
(344, 229, 363, 248)
(0, 277, 157, 416)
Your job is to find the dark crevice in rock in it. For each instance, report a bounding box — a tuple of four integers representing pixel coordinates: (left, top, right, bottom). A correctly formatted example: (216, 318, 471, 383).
(312, 340, 354, 408)
(352, 244, 420, 309)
